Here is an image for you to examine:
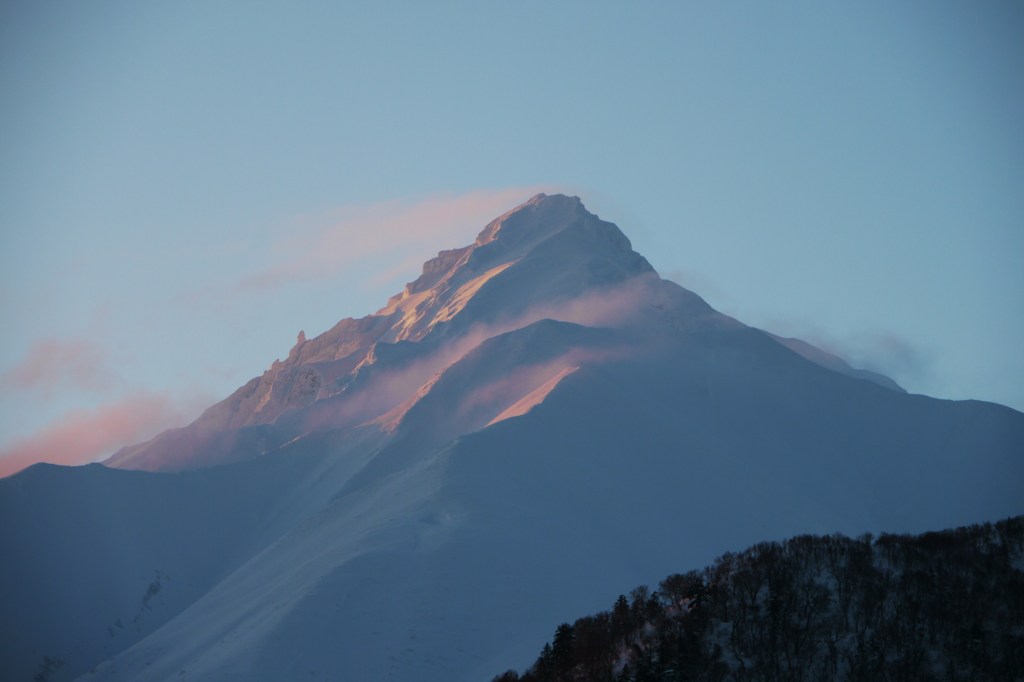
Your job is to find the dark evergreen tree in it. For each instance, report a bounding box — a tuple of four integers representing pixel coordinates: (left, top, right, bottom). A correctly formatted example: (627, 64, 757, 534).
(551, 623, 574, 677)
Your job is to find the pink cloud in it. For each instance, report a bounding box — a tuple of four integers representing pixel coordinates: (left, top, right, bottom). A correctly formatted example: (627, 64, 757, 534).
(234, 186, 560, 293)
(3, 338, 115, 395)
(0, 393, 199, 478)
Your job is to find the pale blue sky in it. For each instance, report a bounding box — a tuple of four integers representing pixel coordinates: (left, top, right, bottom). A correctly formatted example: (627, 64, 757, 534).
(2, 1, 1022, 471)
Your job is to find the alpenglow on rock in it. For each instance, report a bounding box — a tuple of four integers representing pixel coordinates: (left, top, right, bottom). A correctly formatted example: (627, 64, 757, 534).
(2, 194, 1021, 682)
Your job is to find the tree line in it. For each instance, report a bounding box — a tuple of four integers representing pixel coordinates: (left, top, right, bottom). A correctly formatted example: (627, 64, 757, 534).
(493, 517, 1024, 681)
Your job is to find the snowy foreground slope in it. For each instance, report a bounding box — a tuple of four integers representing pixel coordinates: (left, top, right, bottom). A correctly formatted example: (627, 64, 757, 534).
(2, 194, 1022, 682)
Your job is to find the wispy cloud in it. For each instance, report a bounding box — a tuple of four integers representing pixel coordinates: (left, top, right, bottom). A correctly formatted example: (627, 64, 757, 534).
(760, 320, 933, 389)
(3, 338, 115, 396)
(0, 392, 204, 478)
(233, 186, 555, 293)
(663, 268, 728, 302)
(835, 331, 932, 383)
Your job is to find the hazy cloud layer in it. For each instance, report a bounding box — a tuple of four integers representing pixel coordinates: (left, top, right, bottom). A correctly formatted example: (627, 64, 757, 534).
(834, 331, 932, 384)
(3, 338, 115, 396)
(767, 324, 933, 390)
(0, 392, 205, 478)
(235, 187, 554, 293)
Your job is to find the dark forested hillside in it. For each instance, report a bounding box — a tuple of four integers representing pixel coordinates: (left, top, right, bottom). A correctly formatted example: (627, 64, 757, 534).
(495, 517, 1024, 682)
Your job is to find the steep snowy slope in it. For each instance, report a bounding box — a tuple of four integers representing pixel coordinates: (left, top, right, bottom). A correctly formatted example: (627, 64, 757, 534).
(0, 443, 354, 682)
(76, 323, 1023, 682)
(2, 194, 1021, 682)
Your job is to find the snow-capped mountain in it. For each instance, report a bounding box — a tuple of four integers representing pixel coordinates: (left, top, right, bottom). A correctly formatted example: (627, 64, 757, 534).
(2, 194, 1021, 682)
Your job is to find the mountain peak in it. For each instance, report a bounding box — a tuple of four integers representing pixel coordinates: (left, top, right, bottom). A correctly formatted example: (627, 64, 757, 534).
(473, 192, 584, 247)
(388, 193, 653, 333)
